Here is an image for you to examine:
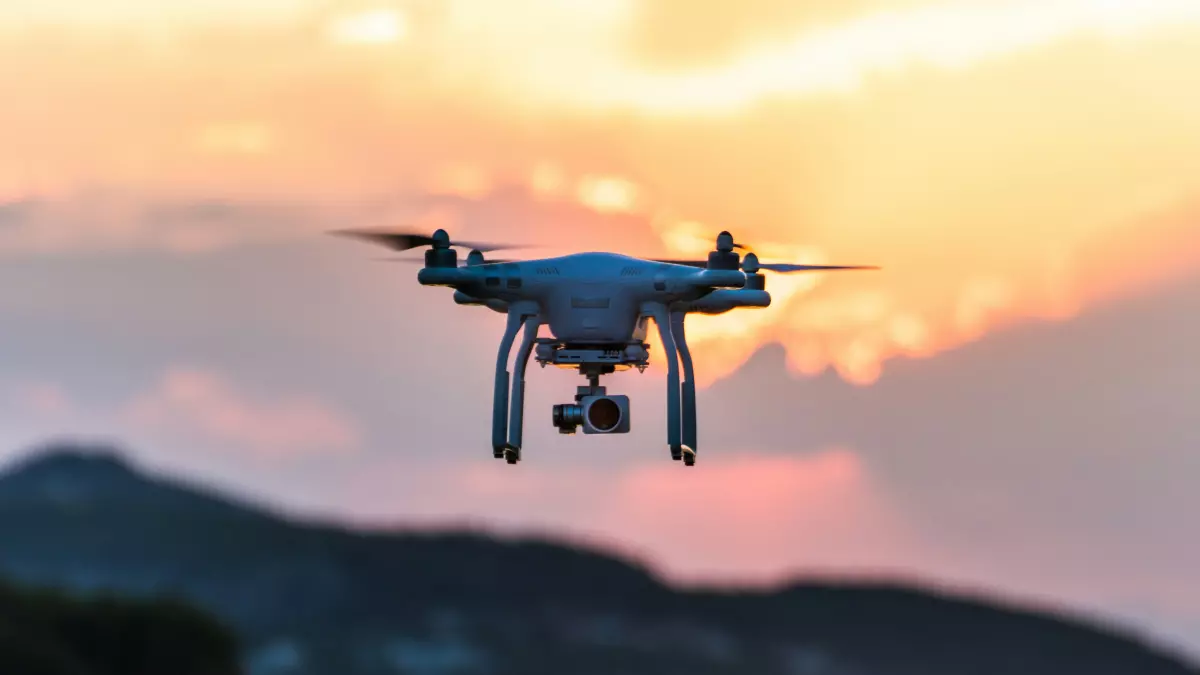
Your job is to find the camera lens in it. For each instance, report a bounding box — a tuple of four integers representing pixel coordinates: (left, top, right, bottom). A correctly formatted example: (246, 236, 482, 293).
(586, 397, 622, 432)
(553, 404, 583, 430)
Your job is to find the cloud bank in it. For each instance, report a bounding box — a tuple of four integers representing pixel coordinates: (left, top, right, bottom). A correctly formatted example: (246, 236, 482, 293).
(3, 0, 1200, 386)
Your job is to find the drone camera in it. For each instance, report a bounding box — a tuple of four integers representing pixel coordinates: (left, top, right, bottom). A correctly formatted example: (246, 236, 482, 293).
(552, 395, 630, 435)
(552, 404, 582, 434)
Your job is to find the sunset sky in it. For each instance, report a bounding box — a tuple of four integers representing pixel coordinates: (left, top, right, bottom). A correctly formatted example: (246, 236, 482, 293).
(2, 0, 1200, 658)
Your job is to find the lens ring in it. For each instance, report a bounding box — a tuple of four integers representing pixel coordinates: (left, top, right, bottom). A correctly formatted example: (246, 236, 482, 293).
(587, 397, 622, 432)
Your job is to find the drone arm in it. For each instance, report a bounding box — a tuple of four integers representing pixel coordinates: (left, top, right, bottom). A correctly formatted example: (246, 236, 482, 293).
(671, 311, 698, 456)
(693, 269, 747, 289)
(506, 316, 541, 454)
(632, 315, 650, 343)
(492, 309, 525, 457)
(417, 267, 467, 287)
(686, 289, 770, 314)
(646, 303, 684, 459)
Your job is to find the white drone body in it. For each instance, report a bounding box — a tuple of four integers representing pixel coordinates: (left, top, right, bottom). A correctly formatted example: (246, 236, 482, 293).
(336, 228, 876, 466)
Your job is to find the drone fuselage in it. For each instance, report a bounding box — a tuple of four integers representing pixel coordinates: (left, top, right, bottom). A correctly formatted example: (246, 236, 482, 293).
(414, 249, 774, 464)
(419, 252, 761, 344)
(335, 225, 873, 465)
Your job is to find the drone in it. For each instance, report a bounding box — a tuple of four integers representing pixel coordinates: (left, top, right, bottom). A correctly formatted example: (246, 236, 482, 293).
(333, 227, 877, 466)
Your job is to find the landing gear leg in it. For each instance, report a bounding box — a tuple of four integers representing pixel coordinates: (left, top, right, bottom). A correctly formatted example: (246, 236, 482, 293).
(492, 309, 524, 459)
(647, 303, 684, 461)
(504, 316, 541, 463)
(671, 311, 698, 466)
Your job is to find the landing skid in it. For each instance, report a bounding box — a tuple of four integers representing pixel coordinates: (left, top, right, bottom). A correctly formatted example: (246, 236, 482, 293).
(490, 304, 700, 465)
(672, 446, 696, 466)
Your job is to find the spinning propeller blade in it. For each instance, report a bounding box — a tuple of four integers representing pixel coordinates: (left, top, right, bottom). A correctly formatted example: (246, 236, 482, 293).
(650, 257, 879, 273)
(652, 231, 876, 272)
(330, 228, 527, 253)
(651, 259, 709, 268)
(757, 263, 879, 273)
(375, 257, 522, 266)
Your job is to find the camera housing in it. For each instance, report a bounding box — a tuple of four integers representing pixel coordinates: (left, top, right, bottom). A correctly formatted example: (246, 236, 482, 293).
(553, 394, 630, 435)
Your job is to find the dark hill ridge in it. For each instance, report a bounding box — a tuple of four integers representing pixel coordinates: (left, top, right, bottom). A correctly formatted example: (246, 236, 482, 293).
(0, 577, 241, 675)
(0, 443, 1194, 675)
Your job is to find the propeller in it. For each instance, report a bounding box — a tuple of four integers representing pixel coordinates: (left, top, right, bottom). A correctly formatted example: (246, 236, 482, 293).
(756, 262, 878, 273)
(652, 231, 878, 274)
(651, 259, 710, 269)
(330, 227, 527, 253)
(651, 255, 877, 274)
(376, 255, 521, 267)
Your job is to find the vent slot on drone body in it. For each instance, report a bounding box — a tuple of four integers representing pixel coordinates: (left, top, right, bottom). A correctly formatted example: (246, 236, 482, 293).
(536, 267, 560, 275)
(571, 297, 611, 309)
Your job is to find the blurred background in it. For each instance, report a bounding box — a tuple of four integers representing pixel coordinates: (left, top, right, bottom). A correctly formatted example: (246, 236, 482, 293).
(1, 0, 1199, 673)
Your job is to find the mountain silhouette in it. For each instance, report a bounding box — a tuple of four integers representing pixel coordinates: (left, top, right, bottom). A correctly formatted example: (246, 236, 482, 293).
(0, 443, 1194, 675)
(0, 576, 240, 675)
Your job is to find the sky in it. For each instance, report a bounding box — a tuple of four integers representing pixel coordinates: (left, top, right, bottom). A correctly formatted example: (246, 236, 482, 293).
(2, 0, 1200, 658)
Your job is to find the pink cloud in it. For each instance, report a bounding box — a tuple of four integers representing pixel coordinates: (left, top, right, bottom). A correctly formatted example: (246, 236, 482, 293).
(0, 194, 324, 257)
(123, 368, 359, 459)
(592, 450, 927, 583)
(343, 449, 929, 584)
(4, 381, 73, 417)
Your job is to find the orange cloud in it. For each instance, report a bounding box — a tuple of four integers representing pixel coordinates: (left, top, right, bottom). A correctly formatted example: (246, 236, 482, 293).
(325, 7, 409, 46)
(623, 0, 924, 69)
(576, 175, 642, 215)
(194, 123, 274, 156)
(2, 1, 1200, 388)
(425, 162, 494, 200)
(123, 368, 360, 458)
